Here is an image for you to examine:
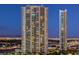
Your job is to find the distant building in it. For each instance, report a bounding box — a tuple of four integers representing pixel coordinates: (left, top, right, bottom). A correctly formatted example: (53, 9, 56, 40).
(0, 37, 21, 53)
(59, 9, 67, 51)
(22, 6, 48, 54)
(48, 38, 79, 50)
(48, 38, 59, 48)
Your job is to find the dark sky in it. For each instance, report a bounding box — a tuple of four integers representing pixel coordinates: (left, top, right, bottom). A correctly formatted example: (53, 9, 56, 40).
(0, 4, 79, 38)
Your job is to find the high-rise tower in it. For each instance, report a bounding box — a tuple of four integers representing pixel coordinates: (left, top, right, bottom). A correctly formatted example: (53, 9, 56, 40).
(59, 9, 67, 53)
(22, 6, 48, 54)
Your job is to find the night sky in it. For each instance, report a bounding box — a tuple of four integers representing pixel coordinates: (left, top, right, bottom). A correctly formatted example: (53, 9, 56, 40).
(0, 4, 79, 38)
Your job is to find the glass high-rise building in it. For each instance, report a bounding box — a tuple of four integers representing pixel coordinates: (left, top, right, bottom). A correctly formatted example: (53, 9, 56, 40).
(22, 6, 48, 54)
(59, 9, 67, 52)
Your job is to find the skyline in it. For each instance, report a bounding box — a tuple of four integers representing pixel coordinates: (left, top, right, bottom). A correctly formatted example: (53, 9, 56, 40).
(0, 4, 79, 38)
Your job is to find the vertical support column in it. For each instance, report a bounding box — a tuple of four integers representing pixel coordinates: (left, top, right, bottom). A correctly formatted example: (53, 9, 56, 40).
(38, 7, 41, 54)
(22, 7, 26, 54)
(59, 10, 62, 51)
(64, 10, 67, 51)
(44, 7, 48, 54)
(30, 6, 32, 53)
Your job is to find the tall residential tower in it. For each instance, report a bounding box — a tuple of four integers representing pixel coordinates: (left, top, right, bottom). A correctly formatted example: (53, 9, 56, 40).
(22, 6, 48, 54)
(59, 9, 67, 53)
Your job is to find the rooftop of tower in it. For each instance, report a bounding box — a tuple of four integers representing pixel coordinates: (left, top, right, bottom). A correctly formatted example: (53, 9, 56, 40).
(22, 5, 48, 8)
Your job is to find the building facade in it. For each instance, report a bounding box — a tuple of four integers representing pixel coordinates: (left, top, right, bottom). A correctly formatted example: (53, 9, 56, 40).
(22, 6, 48, 54)
(59, 9, 67, 52)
